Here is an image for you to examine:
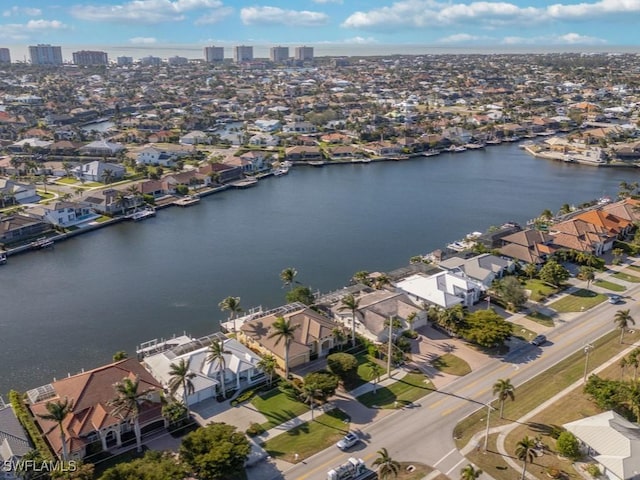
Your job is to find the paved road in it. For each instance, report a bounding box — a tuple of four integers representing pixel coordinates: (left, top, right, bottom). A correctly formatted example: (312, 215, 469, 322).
(283, 279, 640, 480)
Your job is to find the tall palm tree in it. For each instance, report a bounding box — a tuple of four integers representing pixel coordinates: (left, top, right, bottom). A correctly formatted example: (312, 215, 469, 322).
(493, 378, 515, 419)
(257, 354, 277, 387)
(368, 362, 385, 394)
(629, 354, 640, 382)
(332, 327, 346, 350)
(101, 168, 115, 184)
(373, 273, 391, 290)
(373, 447, 401, 480)
(352, 270, 371, 286)
(206, 339, 231, 398)
(620, 356, 628, 380)
(460, 464, 483, 480)
(579, 266, 595, 290)
(280, 267, 298, 290)
(267, 316, 299, 380)
(37, 398, 73, 461)
(167, 358, 196, 406)
(339, 294, 361, 348)
(218, 296, 243, 331)
(515, 436, 536, 480)
(614, 309, 635, 344)
(301, 382, 322, 420)
(108, 376, 144, 452)
(113, 191, 128, 215)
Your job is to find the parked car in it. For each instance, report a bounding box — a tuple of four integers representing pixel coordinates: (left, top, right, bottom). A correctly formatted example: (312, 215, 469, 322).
(531, 334, 547, 346)
(609, 294, 622, 304)
(337, 431, 359, 450)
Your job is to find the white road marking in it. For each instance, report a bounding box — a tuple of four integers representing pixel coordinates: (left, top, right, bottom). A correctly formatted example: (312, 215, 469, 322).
(446, 457, 468, 476)
(433, 448, 456, 468)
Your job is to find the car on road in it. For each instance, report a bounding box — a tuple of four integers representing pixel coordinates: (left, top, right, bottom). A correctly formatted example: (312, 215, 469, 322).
(609, 294, 622, 304)
(531, 334, 547, 346)
(337, 431, 359, 450)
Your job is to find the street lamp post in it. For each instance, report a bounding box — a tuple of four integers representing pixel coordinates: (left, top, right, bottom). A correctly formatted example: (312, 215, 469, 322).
(583, 344, 594, 382)
(483, 403, 494, 451)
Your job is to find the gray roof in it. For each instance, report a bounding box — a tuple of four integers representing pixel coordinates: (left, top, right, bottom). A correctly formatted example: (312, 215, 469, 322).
(0, 405, 32, 461)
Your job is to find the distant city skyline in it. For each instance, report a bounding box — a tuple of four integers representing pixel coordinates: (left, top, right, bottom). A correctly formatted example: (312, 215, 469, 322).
(0, 0, 639, 60)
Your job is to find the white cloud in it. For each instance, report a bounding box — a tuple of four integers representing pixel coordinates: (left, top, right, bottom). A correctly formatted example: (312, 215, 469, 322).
(343, 36, 377, 44)
(312, 0, 343, 3)
(194, 6, 233, 25)
(0, 19, 68, 41)
(501, 32, 608, 45)
(342, 0, 640, 31)
(438, 33, 490, 43)
(240, 6, 329, 26)
(129, 36, 158, 44)
(71, 0, 223, 23)
(3, 6, 42, 17)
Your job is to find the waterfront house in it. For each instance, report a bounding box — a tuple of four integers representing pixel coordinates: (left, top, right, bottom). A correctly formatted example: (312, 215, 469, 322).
(179, 130, 209, 145)
(498, 229, 556, 265)
(0, 404, 32, 480)
(198, 163, 243, 183)
(330, 290, 426, 343)
(0, 179, 39, 204)
(248, 133, 279, 147)
(72, 161, 125, 183)
(549, 217, 616, 255)
(283, 121, 316, 134)
(328, 146, 362, 160)
(438, 253, 514, 289)
(0, 214, 50, 245)
(135, 146, 178, 167)
(163, 171, 212, 192)
(602, 198, 640, 223)
(359, 141, 401, 157)
(142, 333, 264, 406)
(24, 201, 96, 228)
(78, 140, 124, 156)
(564, 411, 640, 480)
(28, 358, 164, 460)
(238, 306, 339, 371)
(396, 271, 484, 309)
(284, 146, 323, 162)
(254, 119, 281, 132)
(572, 209, 632, 238)
(476, 223, 522, 249)
(80, 188, 139, 215)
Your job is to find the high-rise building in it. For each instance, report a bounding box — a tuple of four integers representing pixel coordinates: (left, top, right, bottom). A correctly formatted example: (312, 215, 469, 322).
(168, 56, 189, 66)
(29, 44, 63, 65)
(0, 48, 10, 64)
(233, 45, 253, 63)
(294, 46, 314, 62)
(270, 46, 289, 63)
(204, 46, 224, 62)
(140, 55, 162, 66)
(72, 50, 108, 66)
(117, 56, 133, 66)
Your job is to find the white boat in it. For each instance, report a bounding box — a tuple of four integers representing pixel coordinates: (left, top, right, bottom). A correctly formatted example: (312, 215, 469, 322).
(31, 237, 54, 249)
(127, 206, 156, 221)
(174, 195, 201, 207)
(423, 150, 440, 157)
(280, 161, 293, 168)
(273, 167, 289, 176)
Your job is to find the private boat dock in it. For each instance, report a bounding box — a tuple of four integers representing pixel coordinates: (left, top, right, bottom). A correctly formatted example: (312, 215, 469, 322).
(173, 195, 201, 207)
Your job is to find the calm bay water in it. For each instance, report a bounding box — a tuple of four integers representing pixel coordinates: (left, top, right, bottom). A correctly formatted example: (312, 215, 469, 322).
(0, 144, 637, 396)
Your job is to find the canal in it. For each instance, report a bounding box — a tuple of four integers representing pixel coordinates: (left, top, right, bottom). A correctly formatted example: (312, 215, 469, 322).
(0, 144, 636, 395)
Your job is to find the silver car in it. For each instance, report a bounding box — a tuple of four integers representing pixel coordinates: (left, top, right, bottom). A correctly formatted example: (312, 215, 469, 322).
(337, 432, 359, 450)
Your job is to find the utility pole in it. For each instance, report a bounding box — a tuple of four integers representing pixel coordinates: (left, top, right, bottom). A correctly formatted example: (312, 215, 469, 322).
(583, 344, 594, 381)
(387, 316, 394, 379)
(484, 403, 493, 451)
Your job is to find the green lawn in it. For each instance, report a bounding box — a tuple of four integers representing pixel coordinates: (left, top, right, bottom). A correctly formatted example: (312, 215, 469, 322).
(356, 372, 435, 409)
(525, 311, 554, 327)
(524, 279, 558, 302)
(613, 270, 640, 283)
(548, 289, 606, 312)
(509, 323, 537, 342)
(251, 388, 309, 430)
(348, 354, 386, 390)
(262, 409, 349, 462)
(593, 279, 626, 292)
(627, 264, 640, 273)
(431, 354, 471, 376)
(55, 178, 78, 185)
(95, 216, 111, 223)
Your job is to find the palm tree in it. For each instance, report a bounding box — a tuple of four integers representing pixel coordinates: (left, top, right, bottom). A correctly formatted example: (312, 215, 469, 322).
(267, 316, 299, 380)
(614, 309, 635, 344)
(406, 311, 417, 331)
(206, 339, 231, 398)
(113, 191, 128, 215)
(460, 464, 483, 480)
(373, 447, 401, 480)
(373, 273, 391, 290)
(301, 382, 322, 420)
(108, 376, 144, 452)
(579, 266, 595, 290)
(620, 356, 628, 380)
(218, 296, 243, 331)
(101, 168, 115, 184)
(167, 358, 196, 405)
(37, 398, 73, 461)
(332, 327, 346, 350)
(339, 294, 361, 348)
(515, 436, 536, 480)
(368, 362, 384, 394)
(257, 354, 277, 386)
(352, 270, 371, 286)
(493, 378, 515, 419)
(280, 267, 298, 290)
(523, 263, 538, 280)
(629, 354, 640, 382)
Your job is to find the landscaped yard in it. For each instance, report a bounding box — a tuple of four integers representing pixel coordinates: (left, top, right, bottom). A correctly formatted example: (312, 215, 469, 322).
(251, 388, 309, 430)
(548, 289, 606, 312)
(612, 270, 640, 283)
(342, 351, 386, 390)
(524, 279, 558, 302)
(525, 311, 554, 327)
(509, 323, 537, 343)
(55, 178, 79, 185)
(262, 409, 349, 462)
(593, 279, 626, 292)
(356, 372, 434, 409)
(431, 354, 471, 376)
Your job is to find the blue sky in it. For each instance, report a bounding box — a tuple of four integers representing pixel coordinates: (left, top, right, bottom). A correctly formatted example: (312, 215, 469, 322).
(0, 0, 637, 50)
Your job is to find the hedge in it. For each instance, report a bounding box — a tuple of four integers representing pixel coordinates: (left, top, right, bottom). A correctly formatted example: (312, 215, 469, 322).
(9, 390, 54, 460)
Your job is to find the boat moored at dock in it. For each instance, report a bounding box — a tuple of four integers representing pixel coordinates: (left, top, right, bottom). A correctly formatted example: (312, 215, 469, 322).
(174, 195, 201, 207)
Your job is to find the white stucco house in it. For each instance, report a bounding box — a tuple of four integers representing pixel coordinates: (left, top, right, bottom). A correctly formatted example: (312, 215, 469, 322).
(136, 146, 177, 167)
(73, 161, 125, 183)
(0, 179, 39, 204)
(24, 201, 96, 227)
(438, 253, 514, 289)
(395, 272, 484, 309)
(179, 130, 209, 145)
(564, 411, 640, 480)
(254, 119, 281, 132)
(142, 333, 265, 406)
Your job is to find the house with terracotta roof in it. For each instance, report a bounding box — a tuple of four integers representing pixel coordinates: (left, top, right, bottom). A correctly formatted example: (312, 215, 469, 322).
(550, 216, 618, 255)
(28, 358, 164, 460)
(498, 229, 556, 265)
(572, 209, 632, 238)
(238, 307, 339, 371)
(602, 198, 640, 223)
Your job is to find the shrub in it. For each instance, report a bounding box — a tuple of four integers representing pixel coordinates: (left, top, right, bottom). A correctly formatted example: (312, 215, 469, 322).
(245, 422, 265, 437)
(9, 390, 53, 460)
(548, 424, 566, 439)
(326, 353, 358, 380)
(402, 330, 418, 339)
(585, 464, 601, 478)
(556, 431, 581, 460)
(233, 389, 256, 405)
